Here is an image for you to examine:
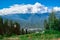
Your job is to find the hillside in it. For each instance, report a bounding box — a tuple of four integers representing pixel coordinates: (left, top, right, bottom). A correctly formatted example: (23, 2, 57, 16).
(1, 13, 49, 29)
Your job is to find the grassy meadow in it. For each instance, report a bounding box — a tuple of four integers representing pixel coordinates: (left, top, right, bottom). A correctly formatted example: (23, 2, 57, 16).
(1, 30, 60, 40)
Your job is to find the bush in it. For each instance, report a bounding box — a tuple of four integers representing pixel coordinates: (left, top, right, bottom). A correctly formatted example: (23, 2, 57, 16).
(0, 35, 3, 39)
(44, 30, 60, 34)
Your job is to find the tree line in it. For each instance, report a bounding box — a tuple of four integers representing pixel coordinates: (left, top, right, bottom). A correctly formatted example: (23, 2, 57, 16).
(0, 17, 28, 36)
(44, 11, 60, 31)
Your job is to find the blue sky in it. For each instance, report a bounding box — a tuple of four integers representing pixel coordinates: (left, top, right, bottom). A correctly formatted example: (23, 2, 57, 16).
(0, 0, 60, 9)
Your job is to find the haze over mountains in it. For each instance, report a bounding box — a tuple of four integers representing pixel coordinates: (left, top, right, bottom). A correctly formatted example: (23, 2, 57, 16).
(1, 12, 60, 30)
(1, 13, 48, 30)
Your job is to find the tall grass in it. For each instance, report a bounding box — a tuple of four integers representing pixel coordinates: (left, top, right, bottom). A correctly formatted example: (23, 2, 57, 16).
(1, 30, 60, 40)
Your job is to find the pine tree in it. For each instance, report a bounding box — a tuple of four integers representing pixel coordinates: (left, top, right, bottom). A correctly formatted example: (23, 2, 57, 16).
(48, 11, 57, 30)
(13, 22, 20, 35)
(8, 20, 13, 36)
(21, 28, 25, 35)
(3, 19, 10, 35)
(55, 18, 60, 31)
(44, 19, 49, 30)
(25, 29, 28, 34)
(0, 16, 4, 35)
(9, 20, 14, 35)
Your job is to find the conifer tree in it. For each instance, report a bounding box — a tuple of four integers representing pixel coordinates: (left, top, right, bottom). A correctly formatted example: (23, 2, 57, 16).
(3, 19, 10, 35)
(26, 29, 28, 34)
(13, 22, 20, 35)
(48, 11, 57, 30)
(21, 28, 25, 34)
(44, 19, 49, 30)
(0, 16, 4, 35)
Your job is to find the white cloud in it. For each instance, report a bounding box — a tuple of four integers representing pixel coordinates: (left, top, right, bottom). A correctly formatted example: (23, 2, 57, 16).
(0, 2, 60, 15)
(0, 2, 48, 15)
(53, 7, 60, 11)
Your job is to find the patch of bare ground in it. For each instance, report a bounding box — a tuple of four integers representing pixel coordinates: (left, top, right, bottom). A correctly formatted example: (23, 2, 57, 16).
(3, 37, 20, 40)
(50, 38, 60, 40)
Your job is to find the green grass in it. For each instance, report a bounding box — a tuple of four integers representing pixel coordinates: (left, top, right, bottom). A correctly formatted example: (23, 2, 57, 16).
(1, 30, 60, 40)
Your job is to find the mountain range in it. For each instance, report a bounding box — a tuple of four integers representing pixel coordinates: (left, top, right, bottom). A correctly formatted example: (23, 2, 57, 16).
(1, 12, 60, 30)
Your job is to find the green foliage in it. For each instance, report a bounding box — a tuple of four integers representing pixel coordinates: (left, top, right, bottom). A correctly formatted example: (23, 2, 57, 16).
(45, 30, 60, 34)
(3, 19, 10, 35)
(0, 16, 30, 38)
(44, 19, 49, 30)
(44, 11, 60, 31)
(21, 28, 25, 35)
(48, 12, 57, 30)
(0, 16, 22, 37)
(2, 32, 60, 40)
(26, 29, 28, 34)
(13, 22, 20, 35)
(0, 16, 4, 35)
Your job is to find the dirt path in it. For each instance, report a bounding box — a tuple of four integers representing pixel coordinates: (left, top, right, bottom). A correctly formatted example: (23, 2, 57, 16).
(50, 38, 60, 40)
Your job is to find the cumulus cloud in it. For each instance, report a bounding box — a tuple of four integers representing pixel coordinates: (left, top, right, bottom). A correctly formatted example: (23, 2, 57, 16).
(53, 7, 60, 11)
(0, 2, 60, 15)
(0, 2, 48, 15)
